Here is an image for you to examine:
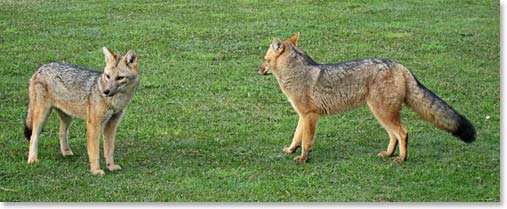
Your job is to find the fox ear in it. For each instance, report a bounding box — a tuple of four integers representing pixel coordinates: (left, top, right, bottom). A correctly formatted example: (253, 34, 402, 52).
(287, 32, 300, 46)
(102, 47, 117, 63)
(271, 38, 283, 53)
(124, 49, 137, 67)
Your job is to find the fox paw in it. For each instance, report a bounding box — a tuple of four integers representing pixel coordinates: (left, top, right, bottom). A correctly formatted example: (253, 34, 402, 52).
(91, 169, 105, 176)
(377, 151, 392, 158)
(294, 155, 308, 163)
(27, 157, 39, 164)
(107, 164, 122, 171)
(62, 150, 74, 157)
(282, 147, 296, 153)
(393, 156, 406, 163)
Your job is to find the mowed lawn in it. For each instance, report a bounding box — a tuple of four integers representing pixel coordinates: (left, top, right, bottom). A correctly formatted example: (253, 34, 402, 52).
(0, 0, 499, 202)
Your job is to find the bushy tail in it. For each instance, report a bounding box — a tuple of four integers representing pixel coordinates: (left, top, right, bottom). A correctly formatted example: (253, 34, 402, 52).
(24, 100, 32, 141)
(402, 67, 476, 143)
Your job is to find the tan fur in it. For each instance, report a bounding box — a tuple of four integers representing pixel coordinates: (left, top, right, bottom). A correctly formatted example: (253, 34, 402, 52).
(258, 33, 475, 163)
(25, 47, 140, 175)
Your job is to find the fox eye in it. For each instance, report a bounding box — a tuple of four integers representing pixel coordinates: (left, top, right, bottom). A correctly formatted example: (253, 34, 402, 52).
(105, 74, 110, 80)
(117, 76, 125, 80)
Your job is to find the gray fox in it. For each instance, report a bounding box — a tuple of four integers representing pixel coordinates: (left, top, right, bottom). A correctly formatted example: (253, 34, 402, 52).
(24, 47, 141, 175)
(257, 33, 475, 163)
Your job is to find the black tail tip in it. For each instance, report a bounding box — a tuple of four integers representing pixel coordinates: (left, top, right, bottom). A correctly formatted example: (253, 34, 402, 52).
(24, 124, 32, 141)
(452, 115, 476, 144)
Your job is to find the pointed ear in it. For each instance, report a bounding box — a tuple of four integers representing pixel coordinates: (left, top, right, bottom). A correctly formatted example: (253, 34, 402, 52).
(287, 32, 300, 46)
(271, 38, 283, 53)
(102, 47, 117, 63)
(123, 49, 137, 67)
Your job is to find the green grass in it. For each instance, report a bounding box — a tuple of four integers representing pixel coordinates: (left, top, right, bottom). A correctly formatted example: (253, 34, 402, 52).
(0, 0, 499, 202)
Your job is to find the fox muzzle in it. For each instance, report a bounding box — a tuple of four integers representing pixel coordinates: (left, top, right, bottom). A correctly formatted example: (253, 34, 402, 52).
(257, 65, 270, 75)
(103, 89, 113, 97)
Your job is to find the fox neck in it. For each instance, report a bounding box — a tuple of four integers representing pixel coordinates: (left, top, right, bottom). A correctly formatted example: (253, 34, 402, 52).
(272, 63, 312, 97)
(111, 85, 137, 112)
(272, 49, 321, 100)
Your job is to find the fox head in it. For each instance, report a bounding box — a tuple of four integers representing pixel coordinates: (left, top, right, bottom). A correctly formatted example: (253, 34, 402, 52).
(101, 47, 141, 97)
(257, 32, 301, 75)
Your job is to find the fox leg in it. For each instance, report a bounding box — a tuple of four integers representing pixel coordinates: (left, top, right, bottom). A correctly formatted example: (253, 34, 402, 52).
(368, 101, 408, 162)
(103, 111, 123, 171)
(396, 128, 409, 162)
(27, 105, 51, 164)
(86, 115, 105, 176)
(283, 116, 303, 153)
(56, 109, 73, 157)
(27, 83, 52, 164)
(385, 125, 408, 162)
(294, 112, 319, 163)
(377, 131, 398, 158)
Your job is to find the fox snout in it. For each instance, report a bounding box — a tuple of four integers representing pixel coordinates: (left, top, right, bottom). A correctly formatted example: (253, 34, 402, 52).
(103, 89, 112, 96)
(103, 89, 117, 97)
(257, 64, 270, 75)
(257, 66, 265, 74)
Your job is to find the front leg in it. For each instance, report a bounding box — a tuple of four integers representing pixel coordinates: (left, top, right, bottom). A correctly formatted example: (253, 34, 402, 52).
(283, 116, 303, 153)
(103, 111, 124, 171)
(294, 112, 319, 163)
(87, 117, 104, 176)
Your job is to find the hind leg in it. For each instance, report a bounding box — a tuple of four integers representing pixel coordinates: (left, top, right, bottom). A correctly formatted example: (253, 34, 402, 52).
(56, 109, 73, 157)
(377, 131, 398, 158)
(394, 129, 408, 162)
(27, 81, 52, 164)
(27, 105, 51, 163)
(368, 101, 408, 162)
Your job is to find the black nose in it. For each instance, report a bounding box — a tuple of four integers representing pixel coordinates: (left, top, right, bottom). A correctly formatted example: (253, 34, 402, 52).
(103, 90, 110, 95)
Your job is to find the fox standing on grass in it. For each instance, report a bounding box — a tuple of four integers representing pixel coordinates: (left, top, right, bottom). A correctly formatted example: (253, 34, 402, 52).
(257, 33, 475, 163)
(24, 47, 140, 175)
